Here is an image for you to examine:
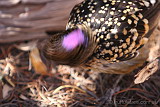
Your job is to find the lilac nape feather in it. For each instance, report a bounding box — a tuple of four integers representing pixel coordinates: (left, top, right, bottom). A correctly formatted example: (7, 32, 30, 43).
(62, 29, 85, 51)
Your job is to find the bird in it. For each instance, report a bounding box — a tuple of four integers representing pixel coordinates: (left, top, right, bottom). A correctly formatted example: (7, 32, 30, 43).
(34, 0, 160, 74)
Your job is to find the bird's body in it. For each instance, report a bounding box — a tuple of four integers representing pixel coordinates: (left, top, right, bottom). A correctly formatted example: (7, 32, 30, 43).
(40, 0, 160, 74)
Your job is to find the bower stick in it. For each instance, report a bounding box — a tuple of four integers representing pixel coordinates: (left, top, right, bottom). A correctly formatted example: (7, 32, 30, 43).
(0, 0, 83, 43)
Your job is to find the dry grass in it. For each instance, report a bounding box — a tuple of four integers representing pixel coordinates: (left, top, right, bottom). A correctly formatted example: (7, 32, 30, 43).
(0, 43, 159, 107)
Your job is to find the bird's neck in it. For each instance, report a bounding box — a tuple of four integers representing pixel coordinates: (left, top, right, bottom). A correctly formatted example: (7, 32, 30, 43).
(42, 25, 97, 66)
(62, 25, 97, 66)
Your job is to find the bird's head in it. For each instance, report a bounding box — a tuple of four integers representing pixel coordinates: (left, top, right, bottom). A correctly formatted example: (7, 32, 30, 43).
(40, 25, 97, 66)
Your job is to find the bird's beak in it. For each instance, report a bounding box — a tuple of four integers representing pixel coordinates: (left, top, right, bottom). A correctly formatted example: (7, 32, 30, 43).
(29, 47, 49, 75)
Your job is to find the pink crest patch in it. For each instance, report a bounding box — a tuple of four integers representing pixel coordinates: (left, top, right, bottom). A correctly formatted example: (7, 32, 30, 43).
(62, 29, 85, 51)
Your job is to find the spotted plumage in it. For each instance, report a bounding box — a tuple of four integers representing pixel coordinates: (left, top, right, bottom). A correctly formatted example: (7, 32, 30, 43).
(41, 0, 160, 74)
